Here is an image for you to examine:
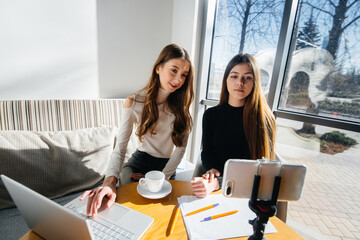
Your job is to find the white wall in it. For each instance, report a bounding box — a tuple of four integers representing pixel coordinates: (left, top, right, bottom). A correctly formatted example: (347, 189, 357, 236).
(0, 0, 99, 100)
(97, 0, 173, 98)
(97, 0, 200, 98)
(172, 0, 199, 60)
(0, 0, 201, 101)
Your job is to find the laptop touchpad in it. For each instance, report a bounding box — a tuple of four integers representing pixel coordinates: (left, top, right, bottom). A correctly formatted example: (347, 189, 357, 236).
(98, 203, 129, 223)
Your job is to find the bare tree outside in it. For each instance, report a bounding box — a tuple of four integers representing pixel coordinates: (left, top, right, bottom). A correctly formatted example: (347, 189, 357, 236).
(226, 0, 284, 53)
(208, 0, 284, 99)
(303, 0, 360, 64)
(289, 0, 360, 133)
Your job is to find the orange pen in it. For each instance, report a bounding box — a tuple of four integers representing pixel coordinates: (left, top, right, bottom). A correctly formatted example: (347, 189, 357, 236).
(168, 204, 181, 236)
(186, 203, 219, 216)
(201, 210, 238, 221)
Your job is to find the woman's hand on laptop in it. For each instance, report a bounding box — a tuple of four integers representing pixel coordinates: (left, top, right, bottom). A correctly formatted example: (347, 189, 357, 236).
(80, 176, 117, 218)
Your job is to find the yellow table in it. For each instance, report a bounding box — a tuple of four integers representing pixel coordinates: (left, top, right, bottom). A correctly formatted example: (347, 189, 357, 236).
(19, 180, 303, 240)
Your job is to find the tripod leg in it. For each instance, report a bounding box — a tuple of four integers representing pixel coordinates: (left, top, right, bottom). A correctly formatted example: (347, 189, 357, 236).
(248, 218, 267, 240)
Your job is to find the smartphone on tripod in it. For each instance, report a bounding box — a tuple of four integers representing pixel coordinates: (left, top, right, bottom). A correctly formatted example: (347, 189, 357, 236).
(222, 159, 306, 201)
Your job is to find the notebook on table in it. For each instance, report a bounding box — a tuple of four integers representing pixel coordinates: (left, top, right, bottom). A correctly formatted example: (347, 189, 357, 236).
(1, 174, 153, 240)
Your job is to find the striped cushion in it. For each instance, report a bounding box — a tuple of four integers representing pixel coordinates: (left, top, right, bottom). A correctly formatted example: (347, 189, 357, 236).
(0, 99, 124, 131)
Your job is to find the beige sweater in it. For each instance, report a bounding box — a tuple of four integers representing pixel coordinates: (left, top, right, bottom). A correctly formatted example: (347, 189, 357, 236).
(105, 88, 188, 180)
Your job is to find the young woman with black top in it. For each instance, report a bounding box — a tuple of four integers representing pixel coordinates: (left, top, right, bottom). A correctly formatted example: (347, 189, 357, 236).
(191, 53, 276, 198)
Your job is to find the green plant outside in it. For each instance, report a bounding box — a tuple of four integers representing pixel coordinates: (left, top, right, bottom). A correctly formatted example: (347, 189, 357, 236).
(320, 131, 358, 147)
(318, 99, 360, 116)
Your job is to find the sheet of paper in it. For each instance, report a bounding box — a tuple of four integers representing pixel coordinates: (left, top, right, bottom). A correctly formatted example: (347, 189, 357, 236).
(178, 194, 277, 240)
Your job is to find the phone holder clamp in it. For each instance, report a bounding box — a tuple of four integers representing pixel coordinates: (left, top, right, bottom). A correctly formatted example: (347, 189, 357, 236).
(247, 175, 281, 240)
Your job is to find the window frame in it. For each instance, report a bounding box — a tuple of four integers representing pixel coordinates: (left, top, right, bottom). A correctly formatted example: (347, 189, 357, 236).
(190, 0, 360, 164)
(197, 0, 360, 134)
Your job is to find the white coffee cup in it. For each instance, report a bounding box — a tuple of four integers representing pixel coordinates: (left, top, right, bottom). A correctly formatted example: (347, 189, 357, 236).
(139, 170, 165, 193)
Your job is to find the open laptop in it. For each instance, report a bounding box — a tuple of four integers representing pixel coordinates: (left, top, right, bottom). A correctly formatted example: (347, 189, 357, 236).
(1, 174, 153, 240)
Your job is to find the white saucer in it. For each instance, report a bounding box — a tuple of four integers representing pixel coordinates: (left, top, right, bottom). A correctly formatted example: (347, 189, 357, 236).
(137, 180, 172, 199)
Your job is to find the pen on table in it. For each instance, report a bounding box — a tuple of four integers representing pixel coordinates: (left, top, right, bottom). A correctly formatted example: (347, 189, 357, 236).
(167, 204, 181, 236)
(201, 210, 238, 222)
(185, 203, 219, 216)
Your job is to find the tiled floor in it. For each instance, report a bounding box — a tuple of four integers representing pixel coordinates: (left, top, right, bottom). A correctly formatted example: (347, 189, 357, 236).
(283, 147, 360, 239)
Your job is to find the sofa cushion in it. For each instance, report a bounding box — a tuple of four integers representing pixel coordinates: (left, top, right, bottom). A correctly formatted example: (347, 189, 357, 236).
(0, 126, 117, 209)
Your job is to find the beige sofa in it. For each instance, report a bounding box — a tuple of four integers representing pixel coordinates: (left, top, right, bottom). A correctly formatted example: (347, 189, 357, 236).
(0, 99, 139, 239)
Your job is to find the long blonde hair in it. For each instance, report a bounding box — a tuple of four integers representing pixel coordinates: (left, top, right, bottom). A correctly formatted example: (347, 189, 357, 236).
(219, 53, 276, 159)
(136, 44, 194, 147)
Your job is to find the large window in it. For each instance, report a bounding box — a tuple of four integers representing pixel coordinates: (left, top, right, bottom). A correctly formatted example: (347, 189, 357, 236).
(279, 0, 360, 124)
(197, 0, 360, 238)
(207, 0, 285, 100)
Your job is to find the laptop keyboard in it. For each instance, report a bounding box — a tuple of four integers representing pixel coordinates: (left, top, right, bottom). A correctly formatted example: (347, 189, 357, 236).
(66, 203, 135, 240)
(88, 220, 135, 240)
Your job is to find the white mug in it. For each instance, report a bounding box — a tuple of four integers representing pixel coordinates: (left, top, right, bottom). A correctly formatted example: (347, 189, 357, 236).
(139, 170, 165, 193)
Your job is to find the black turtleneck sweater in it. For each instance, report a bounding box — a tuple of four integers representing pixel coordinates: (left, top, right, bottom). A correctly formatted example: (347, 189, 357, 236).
(201, 103, 251, 175)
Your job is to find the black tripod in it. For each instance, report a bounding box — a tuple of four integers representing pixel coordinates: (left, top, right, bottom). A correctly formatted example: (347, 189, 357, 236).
(248, 174, 281, 240)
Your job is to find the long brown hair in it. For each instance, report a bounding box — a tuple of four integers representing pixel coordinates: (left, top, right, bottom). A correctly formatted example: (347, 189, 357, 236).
(136, 44, 194, 147)
(219, 53, 276, 159)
